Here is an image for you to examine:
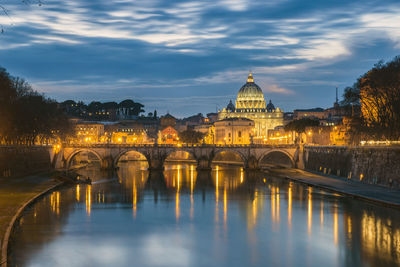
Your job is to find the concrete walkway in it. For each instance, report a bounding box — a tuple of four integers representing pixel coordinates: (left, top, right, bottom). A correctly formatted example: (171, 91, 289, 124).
(0, 174, 62, 267)
(266, 168, 400, 207)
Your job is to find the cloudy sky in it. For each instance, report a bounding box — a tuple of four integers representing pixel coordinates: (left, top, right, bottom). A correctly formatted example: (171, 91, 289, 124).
(1, 0, 399, 117)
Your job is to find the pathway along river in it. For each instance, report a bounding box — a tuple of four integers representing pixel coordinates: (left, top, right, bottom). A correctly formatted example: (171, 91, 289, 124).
(7, 161, 400, 267)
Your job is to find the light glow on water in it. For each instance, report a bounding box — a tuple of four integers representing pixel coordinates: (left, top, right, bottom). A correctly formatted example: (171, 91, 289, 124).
(8, 162, 400, 267)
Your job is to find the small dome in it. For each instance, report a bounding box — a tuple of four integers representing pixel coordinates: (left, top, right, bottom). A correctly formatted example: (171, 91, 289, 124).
(226, 100, 235, 112)
(266, 99, 275, 112)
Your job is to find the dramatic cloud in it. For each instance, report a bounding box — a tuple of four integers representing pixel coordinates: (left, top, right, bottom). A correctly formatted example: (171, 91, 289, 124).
(0, 0, 399, 116)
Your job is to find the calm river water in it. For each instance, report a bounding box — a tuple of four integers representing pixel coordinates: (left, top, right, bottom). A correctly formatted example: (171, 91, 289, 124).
(8, 162, 400, 267)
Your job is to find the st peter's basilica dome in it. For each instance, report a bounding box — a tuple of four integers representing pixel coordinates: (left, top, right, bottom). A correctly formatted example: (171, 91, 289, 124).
(235, 72, 266, 110)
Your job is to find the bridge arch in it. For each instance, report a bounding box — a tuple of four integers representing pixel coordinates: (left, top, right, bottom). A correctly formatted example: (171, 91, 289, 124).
(165, 150, 197, 163)
(211, 150, 246, 166)
(259, 149, 295, 168)
(113, 149, 149, 167)
(66, 149, 103, 169)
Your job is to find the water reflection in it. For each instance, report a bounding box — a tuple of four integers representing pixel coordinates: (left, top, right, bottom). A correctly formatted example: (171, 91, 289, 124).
(8, 162, 400, 267)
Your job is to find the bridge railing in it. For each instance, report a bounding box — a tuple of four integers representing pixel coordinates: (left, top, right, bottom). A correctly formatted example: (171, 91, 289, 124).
(61, 143, 298, 149)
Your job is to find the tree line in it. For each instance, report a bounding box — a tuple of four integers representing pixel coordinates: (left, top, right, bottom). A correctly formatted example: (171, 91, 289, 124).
(0, 67, 71, 145)
(60, 99, 145, 121)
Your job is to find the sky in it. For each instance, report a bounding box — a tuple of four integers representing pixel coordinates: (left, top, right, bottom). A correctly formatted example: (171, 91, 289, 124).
(0, 0, 400, 117)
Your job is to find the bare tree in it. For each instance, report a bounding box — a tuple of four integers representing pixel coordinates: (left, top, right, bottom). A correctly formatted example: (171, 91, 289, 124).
(0, 0, 43, 33)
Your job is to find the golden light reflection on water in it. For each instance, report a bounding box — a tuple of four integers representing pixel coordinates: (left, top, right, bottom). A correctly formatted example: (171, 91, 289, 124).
(224, 188, 227, 229)
(34, 163, 400, 267)
(276, 188, 280, 224)
(215, 165, 219, 223)
(176, 165, 181, 221)
(308, 187, 312, 236)
(288, 183, 292, 229)
(320, 200, 324, 228)
(271, 186, 276, 223)
(361, 211, 400, 265)
(252, 191, 258, 226)
(190, 165, 194, 220)
(133, 177, 137, 218)
(347, 216, 352, 241)
(50, 191, 60, 215)
(86, 185, 91, 217)
(76, 185, 80, 202)
(333, 205, 338, 246)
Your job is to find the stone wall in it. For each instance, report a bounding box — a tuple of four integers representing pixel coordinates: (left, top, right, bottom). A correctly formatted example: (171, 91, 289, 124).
(303, 146, 400, 189)
(0, 146, 51, 177)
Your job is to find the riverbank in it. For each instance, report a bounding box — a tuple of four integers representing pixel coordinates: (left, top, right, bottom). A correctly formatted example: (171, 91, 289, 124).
(0, 174, 63, 267)
(264, 167, 400, 208)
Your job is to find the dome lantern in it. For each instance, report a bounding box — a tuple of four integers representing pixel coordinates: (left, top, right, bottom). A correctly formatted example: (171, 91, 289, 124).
(247, 72, 254, 83)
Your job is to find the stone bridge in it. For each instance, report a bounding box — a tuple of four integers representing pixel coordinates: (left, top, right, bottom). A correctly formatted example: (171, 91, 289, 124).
(53, 144, 302, 171)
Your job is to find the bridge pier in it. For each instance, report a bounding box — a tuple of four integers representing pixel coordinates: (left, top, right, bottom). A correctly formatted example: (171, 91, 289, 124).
(147, 158, 165, 171)
(101, 156, 114, 170)
(196, 156, 212, 171)
(245, 155, 259, 170)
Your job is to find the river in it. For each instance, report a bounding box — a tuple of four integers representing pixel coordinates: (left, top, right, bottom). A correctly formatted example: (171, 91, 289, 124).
(7, 162, 400, 267)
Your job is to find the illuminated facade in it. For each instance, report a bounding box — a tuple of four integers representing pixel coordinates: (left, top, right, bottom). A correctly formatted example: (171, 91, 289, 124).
(75, 123, 104, 143)
(214, 118, 254, 144)
(158, 126, 179, 144)
(218, 73, 284, 141)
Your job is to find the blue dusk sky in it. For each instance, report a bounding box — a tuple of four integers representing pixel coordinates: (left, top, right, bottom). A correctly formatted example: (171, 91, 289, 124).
(1, 0, 400, 117)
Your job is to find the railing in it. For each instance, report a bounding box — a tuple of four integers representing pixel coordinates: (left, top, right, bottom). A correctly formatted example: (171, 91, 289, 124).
(360, 140, 400, 146)
(62, 143, 298, 149)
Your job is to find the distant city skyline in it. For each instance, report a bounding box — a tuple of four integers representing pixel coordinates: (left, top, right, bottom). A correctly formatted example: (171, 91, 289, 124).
(1, 0, 400, 117)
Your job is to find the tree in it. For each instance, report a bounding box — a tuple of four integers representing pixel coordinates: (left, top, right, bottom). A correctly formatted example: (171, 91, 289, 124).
(0, 66, 71, 145)
(1, 1, 43, 33)
(102, 101, 118, 110)
(341, 85, 360, 106)
(284, 118, 320, 134)
(119, 99, 144, 116)
(357, 56, 400, 140)
(179, 129, 204, 144)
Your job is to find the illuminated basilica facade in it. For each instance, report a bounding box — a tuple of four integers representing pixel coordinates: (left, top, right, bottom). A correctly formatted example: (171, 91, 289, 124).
(218, 73, 284, 140)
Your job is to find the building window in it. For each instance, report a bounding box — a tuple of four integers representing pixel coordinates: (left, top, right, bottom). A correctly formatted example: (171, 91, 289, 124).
(228, 133, 231, 138)
(238, 131, 242, 137)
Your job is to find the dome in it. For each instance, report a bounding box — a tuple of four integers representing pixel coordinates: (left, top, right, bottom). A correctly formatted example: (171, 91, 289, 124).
(235, 72, 266, 110)
(226, 100, 235, 112)
(266, 99, 275, 112)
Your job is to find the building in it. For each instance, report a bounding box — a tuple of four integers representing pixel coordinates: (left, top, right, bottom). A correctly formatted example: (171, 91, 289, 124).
(294, 108, 326, 120)
(74, 123, 104, 143)
(214, 118, 254, 144)
(267, 127, 295, 145)
(111, 122, 150, 144)
(158, 126, 179, 144)
(294, 89, 352, 123)
(218, 73, 284, 142)
(206, 113, 219, 123)
(160, 113, 176, 128)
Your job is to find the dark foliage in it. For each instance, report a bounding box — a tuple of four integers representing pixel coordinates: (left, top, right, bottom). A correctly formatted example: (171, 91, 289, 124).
(342, 56, 400, 140)
(179, 129, 204, 144)
(0, 67, 71, 145)
(60, 98, 144, 121)
(284, 118, 320, 133)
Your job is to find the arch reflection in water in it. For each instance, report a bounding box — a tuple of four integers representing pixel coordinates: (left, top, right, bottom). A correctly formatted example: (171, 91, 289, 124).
(7, 163, 400, 267)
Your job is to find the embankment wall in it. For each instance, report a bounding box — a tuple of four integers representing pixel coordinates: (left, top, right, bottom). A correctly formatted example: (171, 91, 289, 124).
(304, 146, 400, 189)
(0, 146, 51, 178)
